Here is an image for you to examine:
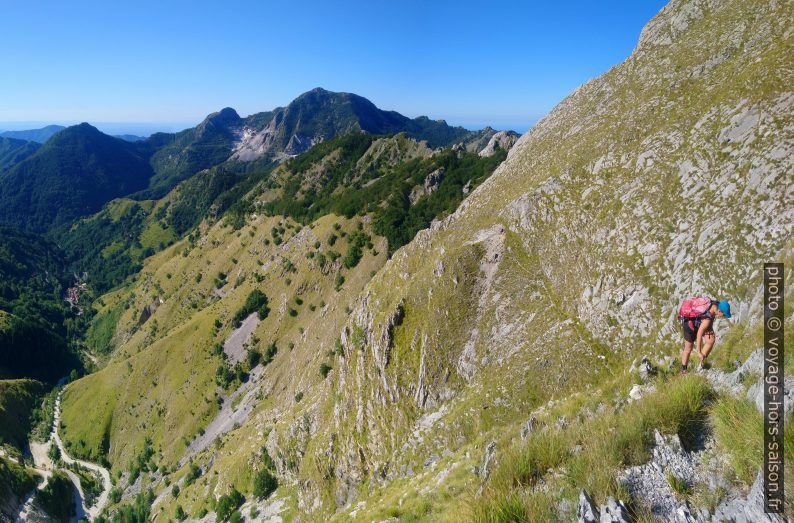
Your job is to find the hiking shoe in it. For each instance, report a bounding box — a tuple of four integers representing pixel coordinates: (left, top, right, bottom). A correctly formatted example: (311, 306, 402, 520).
(680, 368, 688, 375)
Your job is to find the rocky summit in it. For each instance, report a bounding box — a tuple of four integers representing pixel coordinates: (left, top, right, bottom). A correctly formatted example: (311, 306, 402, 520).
(0, 0, 792, 521)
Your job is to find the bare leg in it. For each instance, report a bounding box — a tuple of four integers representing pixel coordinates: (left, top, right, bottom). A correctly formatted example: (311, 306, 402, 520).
(681, 340, 694, 367)
(699, 332, 715, 362)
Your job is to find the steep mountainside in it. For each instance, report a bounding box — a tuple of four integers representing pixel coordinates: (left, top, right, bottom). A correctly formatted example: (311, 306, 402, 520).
(143, 108, 250, 199)
(231, 88, 504, 162)
(142, 88, 513, 199)
(307, 0, 793, 518)
(0, 137, 40, 173)
(58, 0, 792, 521)
(0, 124, 155, 232)
(0, 124, 65, 143)
(0, 228, 82, 382)
(55, 130, 511, 521)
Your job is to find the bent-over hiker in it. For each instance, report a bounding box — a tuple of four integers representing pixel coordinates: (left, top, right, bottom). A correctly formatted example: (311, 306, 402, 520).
(678, 297, 731, 373)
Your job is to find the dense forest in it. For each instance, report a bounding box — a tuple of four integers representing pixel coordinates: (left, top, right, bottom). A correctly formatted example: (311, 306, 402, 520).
(0, 228, 83, 382)
(251, 133, 507, 252)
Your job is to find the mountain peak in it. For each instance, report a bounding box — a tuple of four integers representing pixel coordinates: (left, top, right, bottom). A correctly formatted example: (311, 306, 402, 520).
(202, 107, 241, 124)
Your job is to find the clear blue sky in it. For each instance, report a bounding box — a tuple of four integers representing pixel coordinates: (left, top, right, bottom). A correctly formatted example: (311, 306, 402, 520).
(1, 1, 667, 134)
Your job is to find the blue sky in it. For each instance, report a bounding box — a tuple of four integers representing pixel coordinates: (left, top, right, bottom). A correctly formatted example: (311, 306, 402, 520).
(1, 1, 667, 134)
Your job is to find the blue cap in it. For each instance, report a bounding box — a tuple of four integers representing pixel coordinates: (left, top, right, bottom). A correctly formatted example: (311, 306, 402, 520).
(718, 301, 731, 318)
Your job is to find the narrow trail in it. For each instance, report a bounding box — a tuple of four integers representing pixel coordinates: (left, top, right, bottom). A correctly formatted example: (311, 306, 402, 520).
(12, 442, 52, 523)
(12, 389, 115, 522)
(51, 392, 113, 521)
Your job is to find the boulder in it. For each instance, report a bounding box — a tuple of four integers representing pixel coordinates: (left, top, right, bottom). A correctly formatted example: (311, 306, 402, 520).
(638, 356, 657, 382)
(577, 489, 599, 523)
(478, 130, 519, 157)
(599, 496, 630, 522)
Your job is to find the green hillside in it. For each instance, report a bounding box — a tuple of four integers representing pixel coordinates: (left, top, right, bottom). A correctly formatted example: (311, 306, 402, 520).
(0, 228, 83, 382)
(0, 123, 155, 232)
(0, 137, 39, 173)
(142, 108, 249, 199)
(22, 1, 791, 521)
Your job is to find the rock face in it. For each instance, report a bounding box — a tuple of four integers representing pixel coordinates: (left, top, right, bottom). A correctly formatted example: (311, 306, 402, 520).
(409, 167, 446, 204)
(478, 130, 519, 157)
(314, 0, 793, 513)
(230, 88, 507, 162)
(136, 296, 162, 326)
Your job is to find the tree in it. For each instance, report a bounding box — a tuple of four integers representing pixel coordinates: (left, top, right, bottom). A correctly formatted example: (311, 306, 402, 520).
(216, 488, 244, 521)
(319, 363, 332, 378)
(36, 472, 75, 522)
(253, 469, 278, 499)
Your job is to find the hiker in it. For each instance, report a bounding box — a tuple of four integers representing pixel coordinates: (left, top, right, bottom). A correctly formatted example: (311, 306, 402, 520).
(678, 297, 732, 373)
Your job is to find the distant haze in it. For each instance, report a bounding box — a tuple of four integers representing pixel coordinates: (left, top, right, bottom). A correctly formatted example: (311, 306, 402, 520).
(0, 121, 197, 137)
(0, 115, 536, 138)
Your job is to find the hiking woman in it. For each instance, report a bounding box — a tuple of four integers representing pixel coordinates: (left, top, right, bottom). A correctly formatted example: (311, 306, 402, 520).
(679, 298, 732, 373)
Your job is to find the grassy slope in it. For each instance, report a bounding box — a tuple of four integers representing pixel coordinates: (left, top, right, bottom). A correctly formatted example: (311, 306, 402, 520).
(60, 209, 388, 517)
(286, 0, 793, 519)
(62, 0, 794, 520)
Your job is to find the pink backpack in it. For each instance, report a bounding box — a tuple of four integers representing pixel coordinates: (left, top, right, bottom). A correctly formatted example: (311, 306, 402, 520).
(679, 297, 712, 319)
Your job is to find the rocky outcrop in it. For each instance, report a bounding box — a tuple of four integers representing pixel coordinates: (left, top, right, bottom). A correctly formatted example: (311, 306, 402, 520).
(409, 167, 446, 204)
(713, 470, 787, 523)
(136, 296, 162, 326)
(621, 430, 701, 519)
(576, 490, 630, 523)
(478, 130, 519, 157)
(577, 489, 599, 523)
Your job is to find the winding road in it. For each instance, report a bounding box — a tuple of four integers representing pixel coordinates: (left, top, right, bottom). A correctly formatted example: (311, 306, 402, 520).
(52, 393, 113, 521)
(14, 390, 113, 522)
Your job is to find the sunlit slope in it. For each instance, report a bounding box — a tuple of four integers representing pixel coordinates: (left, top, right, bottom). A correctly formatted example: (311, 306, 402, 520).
(59, 0, 794, 519)
(292, 0, 793, 517)
(61, 211, 387, 476)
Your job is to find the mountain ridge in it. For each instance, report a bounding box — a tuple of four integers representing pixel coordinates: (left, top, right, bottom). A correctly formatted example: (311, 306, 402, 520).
(0, 124, 155, 232)
(0, 125, 66, 143)
(6, 0, 792, 520)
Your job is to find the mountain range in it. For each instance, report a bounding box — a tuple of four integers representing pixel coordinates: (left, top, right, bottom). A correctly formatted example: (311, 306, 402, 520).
(0, 0, 792, 521)
(0, 89, 515, 233)
(0, 125, 66, 144)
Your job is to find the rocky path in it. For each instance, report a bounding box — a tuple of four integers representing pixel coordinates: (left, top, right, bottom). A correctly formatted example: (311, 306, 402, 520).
(578, 349, 791, 523)
(52, 393, 113, 521)
(12, 437, 56, 522)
